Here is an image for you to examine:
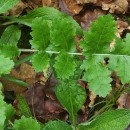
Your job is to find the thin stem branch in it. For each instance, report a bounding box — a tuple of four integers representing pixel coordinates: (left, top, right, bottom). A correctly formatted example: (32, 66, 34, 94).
(19, 49, 130, 57)
(19, 49, 83, 56)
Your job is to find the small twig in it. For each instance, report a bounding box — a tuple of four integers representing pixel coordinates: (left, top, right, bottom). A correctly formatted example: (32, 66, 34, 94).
(0, 21, 16, 26)
(32, 84, 36, 120)
(8, 120, 14, 126)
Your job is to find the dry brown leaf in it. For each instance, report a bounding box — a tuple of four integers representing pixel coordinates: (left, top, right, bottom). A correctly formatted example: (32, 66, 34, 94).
(42, 0, 59, 9)
(42, 0, 52, 6)
(77, 106, 88, 123)
(89, 91, 96, 108)
(111, 71, 121, 88)
(110, 20, 129, 50)
(76, 0, 102, 5)
(116, 93, 127, 109)
(22, 0, 40, 9)
(74, 9, 106, 30)
(102, 0, 128, 14)
(75, 0, 128, 14)
(59, 0, 74, 15)
(125, 93, 130, 109)
(116, 20, 129, 36)
(22, 76, 89, 123)
(22, 82, 64, 122)
(4, 1, 27, 17)
(26, 0, 42, 6)
(1, 63, 36, 93)
(63, 0, 83, 15)
(76, 0, 97, 4)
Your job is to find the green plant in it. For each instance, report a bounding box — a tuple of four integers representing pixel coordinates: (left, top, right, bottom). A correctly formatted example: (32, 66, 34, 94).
(0, 2, 130, 130)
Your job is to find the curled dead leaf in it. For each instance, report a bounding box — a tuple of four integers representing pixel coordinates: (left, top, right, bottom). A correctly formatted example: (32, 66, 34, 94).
(1, 63, 36, 93)
(42, 0, 59, 9)
(76, 0, 98, 4)
(63, 0, 83, 15)
(116, 93, 127, 109)
(102, 0, 128, 14)
(89, 91, 96, 108)
(74, 9, 106, 30)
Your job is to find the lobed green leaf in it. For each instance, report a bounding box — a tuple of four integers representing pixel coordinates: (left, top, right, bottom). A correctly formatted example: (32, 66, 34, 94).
(16, 95, 32, 117)
(0, 83, 15, 129)
(54, 53, 76, 79)
(0, 44, 19, 58)
(20, 7, 62, 26)
(0, 25, 21, 45)
(56, 81, 86, 125)
(13, 116, 40, 130)
(0, 0, 19, 14)
(19, 7, 82, 35)
(0, 25, 21, 58)
(42, 120, 73, 130)
(30, 18, 51, 50)
(109, 33, 130, 84)
(81, 56, 112, 97)
(112, 33, 130, 55)
(0, 83, 6, 130)
(108, 55, 130, 84)
(4, 104, 15, 125)
(51, 18, 76, 52)
(0, 55, 14, 76)
(81, 14, 117, 55)
(32, 52, 50, 72)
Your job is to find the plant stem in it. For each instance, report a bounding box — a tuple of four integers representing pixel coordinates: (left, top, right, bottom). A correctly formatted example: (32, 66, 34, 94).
(0, 21, 16, 26)
(15, 54, 34, 66)
(19, 49, 83, 55)
(19, 49, 130, 57)
(87, 103, 113, 122)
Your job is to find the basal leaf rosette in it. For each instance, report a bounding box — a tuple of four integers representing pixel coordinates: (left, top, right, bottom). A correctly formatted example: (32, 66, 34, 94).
(0, 55, 14, 76)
